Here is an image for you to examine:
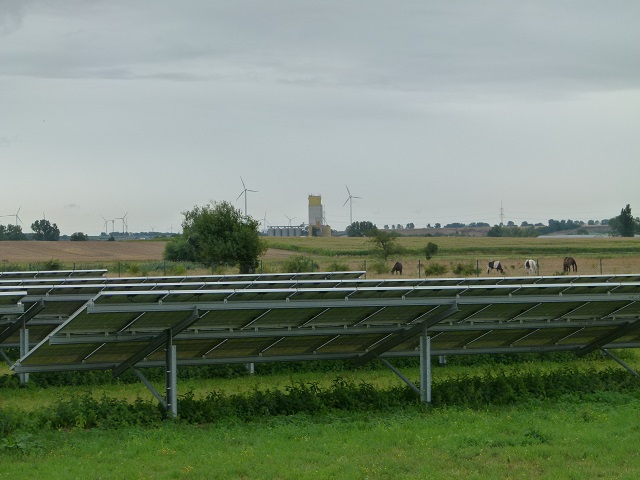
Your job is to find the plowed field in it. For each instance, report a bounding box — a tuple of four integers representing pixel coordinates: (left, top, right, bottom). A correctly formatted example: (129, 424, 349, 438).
(0, 241, 166, 263)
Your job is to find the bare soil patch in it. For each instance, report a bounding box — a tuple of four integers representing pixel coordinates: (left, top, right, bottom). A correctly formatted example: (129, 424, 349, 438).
(0, 241, 166, 263)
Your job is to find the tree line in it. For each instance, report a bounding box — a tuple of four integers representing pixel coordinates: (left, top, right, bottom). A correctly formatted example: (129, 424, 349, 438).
(0, 219, 64, 241)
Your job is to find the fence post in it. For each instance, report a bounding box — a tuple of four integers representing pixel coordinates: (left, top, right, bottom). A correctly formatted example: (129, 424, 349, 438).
(476, 259, 479, 277)
(418, 259, 421, 278)
(600, 258, 603, 275)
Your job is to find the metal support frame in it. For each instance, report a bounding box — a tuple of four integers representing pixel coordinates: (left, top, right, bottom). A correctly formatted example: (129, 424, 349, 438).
(0, 349, 12, 366)
(0, 300, 44, 344)
(166, 332, 177, 417)
(378, 327, 432, 404)
(420, 330, 431, 403)
(600, 348, 640, 380)
(352, 303, 458, 367)
(132, 368, 166, 408)
(19, 328, 29, 384)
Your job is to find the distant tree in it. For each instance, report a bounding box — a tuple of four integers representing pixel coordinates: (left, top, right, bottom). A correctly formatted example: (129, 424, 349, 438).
(434, 223, 441, 228)
(406, 223, 415, 229)
(445, 222, 465, 228)
(609, 204, 639, 237)
(383, 225, 389, 230)
(346, 221, 377, 237)
(507, 221, 515, 226)
(0, 224, 27, 240)
(368, 229, 400, 260)
(31, 219, 60, 241)
(70, 232, 88, 241)
(164, 200, 266, 273)
(424, 242, 438, 260)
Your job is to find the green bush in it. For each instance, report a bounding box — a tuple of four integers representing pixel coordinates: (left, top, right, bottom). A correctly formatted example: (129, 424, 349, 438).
(423, 263, 448, 276)
(369, 261, 389, 274)
(452, 262, 477, 276)
(326, 261, 350, 272)
(282, 255, 319, 273)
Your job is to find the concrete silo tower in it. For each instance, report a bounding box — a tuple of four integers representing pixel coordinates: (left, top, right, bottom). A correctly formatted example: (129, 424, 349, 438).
(308, 195, 331, 237)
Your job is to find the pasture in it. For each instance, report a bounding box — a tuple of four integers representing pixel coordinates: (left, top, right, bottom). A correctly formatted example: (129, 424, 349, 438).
(1, 235, 640, 277)
(2, 235, 640, 477)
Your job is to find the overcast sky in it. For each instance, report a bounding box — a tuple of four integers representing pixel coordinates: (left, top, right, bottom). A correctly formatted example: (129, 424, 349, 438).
(1, 1, 639, 235)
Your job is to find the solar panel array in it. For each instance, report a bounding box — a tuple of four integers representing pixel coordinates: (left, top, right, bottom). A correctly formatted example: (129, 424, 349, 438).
(4, 271, 640, 374)
(0, 270, 366, 348)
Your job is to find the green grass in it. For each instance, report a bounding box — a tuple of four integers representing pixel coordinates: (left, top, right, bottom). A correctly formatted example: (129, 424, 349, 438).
(3, 352, 640, 477)
(3, 395, 640, 479)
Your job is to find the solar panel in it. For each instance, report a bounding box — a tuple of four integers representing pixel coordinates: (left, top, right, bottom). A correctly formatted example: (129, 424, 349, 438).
(10, 278, 640, 374)
(0, 269, 107, 280)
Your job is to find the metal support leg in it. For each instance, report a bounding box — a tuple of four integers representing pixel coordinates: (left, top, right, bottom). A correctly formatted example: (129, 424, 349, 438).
(379, 358, 420, 396)
(166, 333, 177, 418)
(19, 328, 29, 384)
(601, 348, 640, 380)
(420, 331, 431, 404)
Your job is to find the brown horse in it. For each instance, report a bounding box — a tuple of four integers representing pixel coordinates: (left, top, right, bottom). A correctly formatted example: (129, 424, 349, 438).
(391, 261, 403, 275)
(563, 257, 577, 273)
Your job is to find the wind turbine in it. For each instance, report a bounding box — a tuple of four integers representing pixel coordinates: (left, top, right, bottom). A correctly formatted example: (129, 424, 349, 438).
(343, 185, 361, 226)
(101, 215, 115, 234)
(236, 177, 258, 217)
(285, 214, 296, 227)
(115, 213, 128, 234)
(2, 207, 22, 226)
(262, 211, 269, 234)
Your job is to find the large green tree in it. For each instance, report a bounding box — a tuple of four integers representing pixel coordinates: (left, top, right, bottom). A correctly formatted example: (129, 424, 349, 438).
(31, 219, 60, 241)
(609, 204, 639, 237)
(164, 201, 266, 273)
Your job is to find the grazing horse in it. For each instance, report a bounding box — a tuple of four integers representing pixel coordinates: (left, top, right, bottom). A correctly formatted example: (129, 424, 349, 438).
(563, 257, 577, 273)
(391, 261, 403, 275)
(525, 259, 537, 275)
(487, 260, 504, 274)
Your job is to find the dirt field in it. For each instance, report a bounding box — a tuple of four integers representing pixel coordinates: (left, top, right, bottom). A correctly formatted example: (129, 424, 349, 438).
(0, 240, 167, 263)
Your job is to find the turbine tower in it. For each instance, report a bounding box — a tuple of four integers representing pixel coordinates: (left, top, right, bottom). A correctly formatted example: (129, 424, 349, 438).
(343, 185, 361, 226)
(236, 177, 258, 217)
(285, 214, 296, 227)
(13, 207, 22, 226)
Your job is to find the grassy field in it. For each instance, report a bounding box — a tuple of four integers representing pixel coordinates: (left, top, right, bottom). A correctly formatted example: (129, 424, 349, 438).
(1, 236, 640, 277)
(3, 396, 640, 479)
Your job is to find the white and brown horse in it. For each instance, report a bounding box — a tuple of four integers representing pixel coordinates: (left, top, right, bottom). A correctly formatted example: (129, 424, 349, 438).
(525, 259, 537, 275)
(487, 260, 504, 274)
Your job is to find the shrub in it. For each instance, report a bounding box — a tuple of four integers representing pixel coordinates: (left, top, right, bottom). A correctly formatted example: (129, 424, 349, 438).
(326, 261, 350, 271)
(369, 261, 389, 274)
(282, 255, 318, 273)
(424, 263, 448, 276)
(452, 262, 477, 276)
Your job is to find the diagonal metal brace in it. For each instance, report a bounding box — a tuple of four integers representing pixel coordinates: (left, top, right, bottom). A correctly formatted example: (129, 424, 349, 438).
(352, 302, 458, 367)
(577, 318, 640, 357)
(112, 307, 199, 377)
(0, 300, 45, 344)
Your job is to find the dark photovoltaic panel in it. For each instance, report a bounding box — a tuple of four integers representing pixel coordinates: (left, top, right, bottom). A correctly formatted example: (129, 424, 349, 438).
(13, 279, 640, 373)
(0, 271, 366, 349)
(0, 269, 107, 280)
